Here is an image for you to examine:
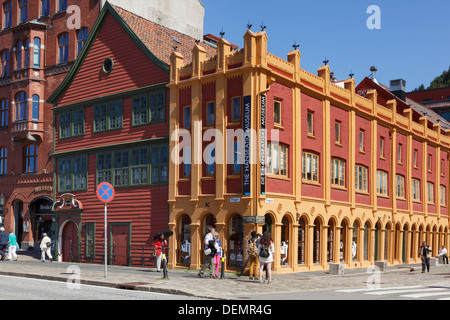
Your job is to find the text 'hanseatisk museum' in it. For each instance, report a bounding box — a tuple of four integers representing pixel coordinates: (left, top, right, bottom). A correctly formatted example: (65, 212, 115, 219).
(167, 30, 450, 274)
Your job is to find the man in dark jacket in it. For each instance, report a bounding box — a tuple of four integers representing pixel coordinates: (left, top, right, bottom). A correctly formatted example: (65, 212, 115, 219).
(0, 227, 9, 260)
(419, 241, 432, 273)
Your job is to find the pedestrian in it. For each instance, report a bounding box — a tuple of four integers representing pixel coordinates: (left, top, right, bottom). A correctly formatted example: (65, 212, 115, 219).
(0, 227, 8, 260)
(198, 227, 217, 278)
(153, 234, 167, 272)
(438, 245, 449, 264)
(7, 230, 17, 261)
(214, 233, 222, 278)
(247, 231, 260, 281)
(40, 233, 53, 262)
(419, 240, 432, 273)
(258, 232, 274, 284)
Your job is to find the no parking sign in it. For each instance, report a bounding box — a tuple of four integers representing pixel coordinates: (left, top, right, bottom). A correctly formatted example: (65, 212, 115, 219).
(96, 182, 115, 278)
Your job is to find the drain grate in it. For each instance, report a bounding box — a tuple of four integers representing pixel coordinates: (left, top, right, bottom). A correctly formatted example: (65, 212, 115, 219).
(116, 282, 152, 290)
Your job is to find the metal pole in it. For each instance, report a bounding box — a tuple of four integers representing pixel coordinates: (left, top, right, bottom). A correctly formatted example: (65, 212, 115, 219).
(104, 202, 107, 278)
(162, 242, 168, 279)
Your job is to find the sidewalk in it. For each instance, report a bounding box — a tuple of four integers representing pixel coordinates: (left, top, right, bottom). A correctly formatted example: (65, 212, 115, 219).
(2, 250, 450, 300)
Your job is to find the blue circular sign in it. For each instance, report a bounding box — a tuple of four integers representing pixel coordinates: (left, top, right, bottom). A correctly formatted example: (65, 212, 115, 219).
(96, 182, 115, 203)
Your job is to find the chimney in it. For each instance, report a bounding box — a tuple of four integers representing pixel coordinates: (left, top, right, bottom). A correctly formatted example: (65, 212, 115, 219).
(370, 66, 378, 83)
(390, 79, 406, 101)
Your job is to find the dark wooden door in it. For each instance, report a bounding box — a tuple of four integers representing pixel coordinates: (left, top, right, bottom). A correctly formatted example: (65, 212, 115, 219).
(62, 221, 78, 262)
(111, 224, 130, 266)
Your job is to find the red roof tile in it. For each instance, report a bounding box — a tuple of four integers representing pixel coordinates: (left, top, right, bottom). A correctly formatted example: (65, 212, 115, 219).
(112, 5, 217, 65)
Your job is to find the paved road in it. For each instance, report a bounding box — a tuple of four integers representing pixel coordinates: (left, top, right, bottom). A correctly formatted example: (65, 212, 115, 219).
(0, 274, 204, 300)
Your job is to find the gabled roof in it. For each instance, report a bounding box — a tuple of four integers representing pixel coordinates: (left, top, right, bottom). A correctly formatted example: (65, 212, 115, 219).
(48, 1, 216, 104)
(356, 77, 450, 130)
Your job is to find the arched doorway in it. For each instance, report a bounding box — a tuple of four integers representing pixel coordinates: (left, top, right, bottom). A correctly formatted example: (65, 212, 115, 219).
(178, 214, 191, 266)
(374, 222, 381, 261)
(363, 221, 371, 261)
(313, 218, 321, 264)
(340, 220, 348, 263)
(298, 216, 306, 265)
(200, 214, 216, 265)
(280, 215, 290, 266)
(327, 219, 335, 263)
(29, 196, 54, 246)
(228, 214, 243, 268)
(60, 220, 79, 263)
(352, 221, 359, 262)
(13, 201, 23, 246)
(263, 213, 273, 234)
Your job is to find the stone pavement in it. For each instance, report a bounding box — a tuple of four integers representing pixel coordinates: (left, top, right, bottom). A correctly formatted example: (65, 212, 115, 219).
(2, 250, 450, 300)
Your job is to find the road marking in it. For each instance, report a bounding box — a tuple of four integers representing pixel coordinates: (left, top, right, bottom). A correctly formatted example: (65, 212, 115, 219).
(401, 290, 450, 299)
(366, 287, 447, 295)
(337, 285, 423, 293)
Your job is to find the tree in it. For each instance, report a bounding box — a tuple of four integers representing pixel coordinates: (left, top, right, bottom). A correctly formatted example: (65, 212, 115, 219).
(413, 66, 450, 91)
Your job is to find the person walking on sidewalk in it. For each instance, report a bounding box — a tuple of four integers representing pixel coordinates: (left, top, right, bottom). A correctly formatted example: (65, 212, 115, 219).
(0, 227, 8, 260)
(40, 233, 53, 262)
(7, 230, 18, 261)
(419, 240, 432, 273)
(153, 234, 167, 272)
(214, 233, 222, 278)
(247, 231, 260, 281)
(258, 232, 274, 284)
(198, 227, 217, 278)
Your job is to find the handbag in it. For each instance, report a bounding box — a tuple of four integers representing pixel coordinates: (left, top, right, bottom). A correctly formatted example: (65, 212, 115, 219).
(46, 242, 51, 248)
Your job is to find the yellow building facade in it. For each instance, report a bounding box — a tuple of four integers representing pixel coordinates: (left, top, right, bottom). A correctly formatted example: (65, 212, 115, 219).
(167, 30, 450, 274)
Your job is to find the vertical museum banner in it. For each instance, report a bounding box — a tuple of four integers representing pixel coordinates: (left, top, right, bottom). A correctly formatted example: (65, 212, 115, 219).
(243, 96, 251, 195)
(260, 94, 266, 195)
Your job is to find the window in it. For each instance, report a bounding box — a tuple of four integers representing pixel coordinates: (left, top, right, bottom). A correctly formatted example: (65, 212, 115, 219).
(205, 145, 215, 175)
(428, 154, 432, 172)
(335, 121, 341, 144)
(413, 149, 418, 168)
(132, 95, 148, 125)
(302, 151, 319, 183)
(206, 101, 214, 126)
(59, 108, 84, 138)
(58, 0, 67, 11)
(233, 141, 241, 174)
(427, 182, 434, 203)
(359, 130, 364, 152)
(379, 137, 385, 158)
(0, 100, 8, 127)
(24, 39, 29, 67)
(77, 28, 89, 56)
(183, 147, 191, 177)
(15, 41, 22, 69)
(1, 50, 9, 77)
(395, 175, 405, 198)
(41, 0, 49, 16)
(441, 159, 445, 176)
(307, 111, 314, 136)
(412, 179, 421, 201)
(58, 156, 87, 191)
(397, 144, 402, 164)
(97, 146, 167, 187)
(24, 145, 38, 173)
(3, 2, 11, 29)
(331, 158, 345, 188)
(32, 94, 39, 120)
(440, 185, 446, 206)
(33, 38, 41, 67)
(231, 97, 241, 122)
(93, 100, 122, 132)
(58, 33, 69, 63)
(0, 147, 6, 175)
(267, 142, 288, 177)
(19, 0, 28, 23)
(274, 100, 281, 125)
(183, 106, 191, 128)
(15, 92, 27, 121)
(376, 170, 388, 196)
(355, 165, 368, 193)
(149, 90, 165, 122)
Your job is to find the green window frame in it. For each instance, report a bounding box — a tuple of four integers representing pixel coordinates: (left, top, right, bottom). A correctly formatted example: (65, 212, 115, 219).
(96, 145, 168, 187)
(85, 222, 96, 259)
(59, 108, 84, 139)
(132, 90, 165, 126)
(93, 100, 123, 132)
(58, 155, 87, 192)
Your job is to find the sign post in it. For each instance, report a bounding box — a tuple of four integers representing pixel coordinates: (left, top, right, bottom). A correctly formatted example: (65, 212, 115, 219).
(96, 182, 115, 278)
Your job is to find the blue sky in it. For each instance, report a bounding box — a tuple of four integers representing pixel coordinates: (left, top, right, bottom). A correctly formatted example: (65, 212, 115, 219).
(202, 0, 450, 92)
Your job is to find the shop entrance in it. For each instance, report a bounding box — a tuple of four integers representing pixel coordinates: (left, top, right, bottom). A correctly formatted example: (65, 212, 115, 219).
(29, 197, 54, 246)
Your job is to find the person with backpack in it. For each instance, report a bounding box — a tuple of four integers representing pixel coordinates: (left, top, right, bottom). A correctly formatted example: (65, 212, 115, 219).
(247, 231, 260, 281)
(258, 232, 274, 284)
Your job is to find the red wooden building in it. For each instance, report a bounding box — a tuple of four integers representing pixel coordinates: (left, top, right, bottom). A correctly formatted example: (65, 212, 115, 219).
(47, 3, 215, 265)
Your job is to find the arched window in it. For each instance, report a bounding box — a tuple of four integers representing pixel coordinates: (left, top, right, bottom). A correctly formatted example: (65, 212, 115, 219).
(281, 216, 290, 265)
(33, 38, 41, 67)
(32, 94, 39, 120)
(298, 217, 306, 264)
(0, 99, 8, 127)
(340, 220, 348, 262)
(24, 144, 38, 173)
(15, 92, 27, 121)
(327, 219, 335, 262)
(352, 221, 359, 261)
(364, 222, 371, 261)
(178, 214, 191, 265)
(19, 0, 27, 23)
(24, 39, 29, 67)
(1, 50, 10, 77)
(58, 33, 69, 63)
(15, 41, 22, 69)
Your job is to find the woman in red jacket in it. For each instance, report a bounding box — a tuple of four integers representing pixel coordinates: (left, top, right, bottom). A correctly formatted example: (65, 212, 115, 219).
(154, 234, 167, 272)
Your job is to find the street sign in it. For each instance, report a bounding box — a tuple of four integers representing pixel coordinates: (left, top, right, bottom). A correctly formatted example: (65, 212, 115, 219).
(243, 216, 265, 224)
(96, 182, 115, 203)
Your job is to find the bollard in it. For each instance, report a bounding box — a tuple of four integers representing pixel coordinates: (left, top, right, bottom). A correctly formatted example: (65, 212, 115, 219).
(220, 255, 225, 279)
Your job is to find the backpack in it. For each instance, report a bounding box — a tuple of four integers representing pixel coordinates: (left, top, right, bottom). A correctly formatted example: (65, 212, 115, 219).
(259, 243, 270, 258)
(248, 239, 258, 258)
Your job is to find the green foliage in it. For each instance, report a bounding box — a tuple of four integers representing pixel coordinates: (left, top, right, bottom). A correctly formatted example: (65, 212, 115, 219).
(413, 66, 450, 91)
